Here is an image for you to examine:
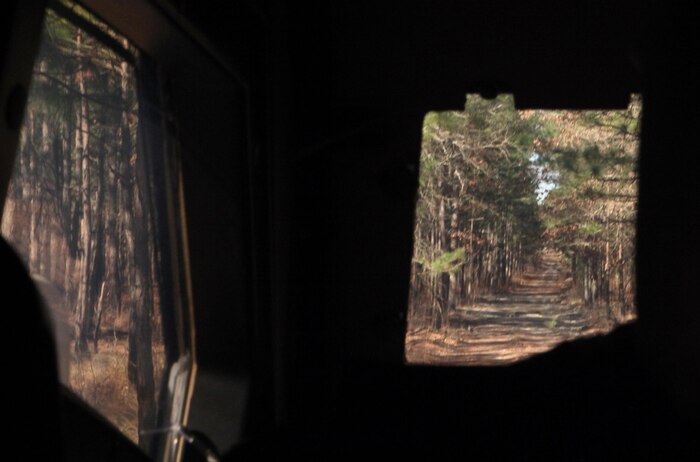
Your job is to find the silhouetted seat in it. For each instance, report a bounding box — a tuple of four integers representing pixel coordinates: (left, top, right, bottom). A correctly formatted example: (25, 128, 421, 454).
(2, 237, 62, 459)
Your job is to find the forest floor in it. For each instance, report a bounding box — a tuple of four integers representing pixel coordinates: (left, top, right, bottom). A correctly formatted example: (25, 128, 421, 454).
(405, 250, 626, 365)
(69, 335, 166, 444)
(70, 340, 139, 442)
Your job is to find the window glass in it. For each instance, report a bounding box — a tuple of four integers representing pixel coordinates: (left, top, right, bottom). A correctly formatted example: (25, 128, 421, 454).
(0, 4, 188, 453)
(406, 94, 641, 365)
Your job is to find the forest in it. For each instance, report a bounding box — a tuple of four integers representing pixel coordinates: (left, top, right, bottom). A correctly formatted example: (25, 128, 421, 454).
(0, 7, 167, 448)
(406, 94, 640, 365)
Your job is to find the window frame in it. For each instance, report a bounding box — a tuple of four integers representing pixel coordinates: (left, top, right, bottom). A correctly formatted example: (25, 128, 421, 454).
(1, 2, 197, 460)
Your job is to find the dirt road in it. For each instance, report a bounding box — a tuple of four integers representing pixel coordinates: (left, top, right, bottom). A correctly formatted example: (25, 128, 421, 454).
(405, 250, 614, 365)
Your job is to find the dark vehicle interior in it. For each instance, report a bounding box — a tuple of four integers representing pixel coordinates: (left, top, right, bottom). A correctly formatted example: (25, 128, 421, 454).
(2, 0, 699, 460)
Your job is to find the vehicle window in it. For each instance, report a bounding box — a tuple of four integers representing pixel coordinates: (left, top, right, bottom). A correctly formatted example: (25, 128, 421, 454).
(1, 2, 192, 457)
(406, 94, 641, 365)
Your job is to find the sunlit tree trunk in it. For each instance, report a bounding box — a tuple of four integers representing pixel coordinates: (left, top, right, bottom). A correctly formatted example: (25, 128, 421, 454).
(88, 135, 107, 352)
(28, 112, 40, 272)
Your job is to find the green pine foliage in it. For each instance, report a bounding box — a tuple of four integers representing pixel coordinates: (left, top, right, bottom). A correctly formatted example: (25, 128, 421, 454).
(409, 94, 640, 329)
(537, 96, 640, 314)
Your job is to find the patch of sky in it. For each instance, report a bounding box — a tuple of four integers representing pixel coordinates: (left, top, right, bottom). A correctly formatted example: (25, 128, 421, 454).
(529, 153, 558, 204)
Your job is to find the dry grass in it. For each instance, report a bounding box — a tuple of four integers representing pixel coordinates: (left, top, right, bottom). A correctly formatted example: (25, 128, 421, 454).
(69, 339, 166, 443)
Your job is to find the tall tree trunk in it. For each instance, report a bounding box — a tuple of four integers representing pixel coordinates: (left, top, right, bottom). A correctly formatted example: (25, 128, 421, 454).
(618, 223, 625, 307)
(28, 113, 40, 272)
(88, 138, 107, 351)
(119, 57, 156, 449)
(437, 272, 450, 330)
(447, 208, 459, 317)
(1, 199, 15, 236)
(74, 30, 94, 355)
